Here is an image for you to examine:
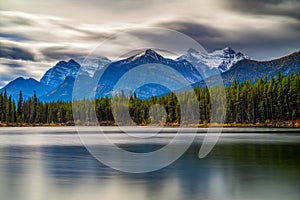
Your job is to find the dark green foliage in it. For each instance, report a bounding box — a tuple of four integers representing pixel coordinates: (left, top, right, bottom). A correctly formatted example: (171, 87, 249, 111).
(0, 73, 299, 125)
(221, 51, 300, 86)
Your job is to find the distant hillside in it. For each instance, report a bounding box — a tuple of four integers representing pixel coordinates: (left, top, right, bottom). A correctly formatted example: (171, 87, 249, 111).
(221, 51, 300, 85)
(39, 76, 75, 102)
(1, 48, 299, 102)
(0, 77, 50, 101)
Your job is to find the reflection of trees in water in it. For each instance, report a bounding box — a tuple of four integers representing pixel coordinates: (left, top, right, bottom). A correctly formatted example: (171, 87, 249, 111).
(1, 146, 32, 175)
(211, 143, 300, 167)
(1, 140, 300, 199)
(41, 146, 106, 180)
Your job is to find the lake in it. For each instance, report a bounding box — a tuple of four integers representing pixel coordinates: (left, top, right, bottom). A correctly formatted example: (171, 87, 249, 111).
(0, 127, 300, 200)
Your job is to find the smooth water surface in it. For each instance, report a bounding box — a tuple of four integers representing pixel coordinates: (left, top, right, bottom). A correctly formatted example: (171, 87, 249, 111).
(0, 127, 299, 200)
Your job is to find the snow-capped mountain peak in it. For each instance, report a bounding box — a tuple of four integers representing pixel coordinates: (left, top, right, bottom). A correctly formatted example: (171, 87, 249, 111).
(40, 59, 81, 89)
(40, 57, 112, 89)
(74, 56, 111, 77)
(127, 49, 163, 63)
(179, 47, 249, 73)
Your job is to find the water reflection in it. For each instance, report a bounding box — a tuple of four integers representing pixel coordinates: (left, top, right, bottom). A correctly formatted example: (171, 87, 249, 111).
(0, 128, 299, 200)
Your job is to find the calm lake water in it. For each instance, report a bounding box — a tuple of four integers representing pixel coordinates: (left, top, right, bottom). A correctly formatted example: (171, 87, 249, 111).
(0, 127, 299, 200)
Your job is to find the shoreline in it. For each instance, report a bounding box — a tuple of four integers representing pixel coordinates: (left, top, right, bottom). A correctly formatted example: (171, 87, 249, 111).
(1, 121, 299, 128)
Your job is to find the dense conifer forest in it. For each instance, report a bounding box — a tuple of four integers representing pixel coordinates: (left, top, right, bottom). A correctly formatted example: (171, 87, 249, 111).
(0, 73, 299, 127)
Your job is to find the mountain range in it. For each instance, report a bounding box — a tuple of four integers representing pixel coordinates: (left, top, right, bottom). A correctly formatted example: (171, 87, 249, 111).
(1, 47, 299, 102)
(177, 47, 249, 77)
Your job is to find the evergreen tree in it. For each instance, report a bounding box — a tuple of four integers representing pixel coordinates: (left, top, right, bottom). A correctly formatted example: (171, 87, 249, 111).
(17, 91, 23, 122)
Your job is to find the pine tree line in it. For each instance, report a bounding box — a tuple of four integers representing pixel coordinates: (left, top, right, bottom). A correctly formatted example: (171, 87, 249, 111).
(225, 72, 299, 123)
(0, 73, 299, 125)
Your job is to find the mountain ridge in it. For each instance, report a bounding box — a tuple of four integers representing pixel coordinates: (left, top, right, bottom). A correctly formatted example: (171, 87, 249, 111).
(0, 77, 50, 100)
(93, 48, 203, 98)
(1, 48, 299, 102)
(221, 50, 300, 85)
(177, 46, 249, 73)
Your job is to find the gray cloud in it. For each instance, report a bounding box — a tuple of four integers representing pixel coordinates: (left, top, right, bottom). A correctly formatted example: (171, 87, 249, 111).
(0, 63, 32, 88)
(157, 21, 223, 52)
(40, 46, 88, 61)
(0, 58, 54, 88)
(225, 0, 300, 20)
(53, 22, 111, 41)
(156, 20, 300, 59)
(1, 1, 300, 87)
(0, 33, 30, 42)
(4, 62, 23, 68)
(63, 0, 170, 10)
(0, 42, 35, 61)
(158, 21, 222, 38)
(0, 14, 35, 27)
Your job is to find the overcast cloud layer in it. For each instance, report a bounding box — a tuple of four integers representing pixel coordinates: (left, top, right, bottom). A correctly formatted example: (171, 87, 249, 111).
(0, 0, 300, 87)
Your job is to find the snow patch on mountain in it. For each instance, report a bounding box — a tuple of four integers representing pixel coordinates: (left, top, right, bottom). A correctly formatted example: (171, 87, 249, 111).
(75, 56, 111, 77)
(40, 59, 80, 89)
(40, 57, 111, 89)
(179, 47, 249, 73)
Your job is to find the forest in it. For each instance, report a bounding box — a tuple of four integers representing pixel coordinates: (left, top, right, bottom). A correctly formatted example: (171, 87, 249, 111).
(0, 72, 299, 127)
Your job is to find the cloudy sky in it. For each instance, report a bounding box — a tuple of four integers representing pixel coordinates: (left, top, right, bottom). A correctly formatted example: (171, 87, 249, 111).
(1, 0, 300, 87)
